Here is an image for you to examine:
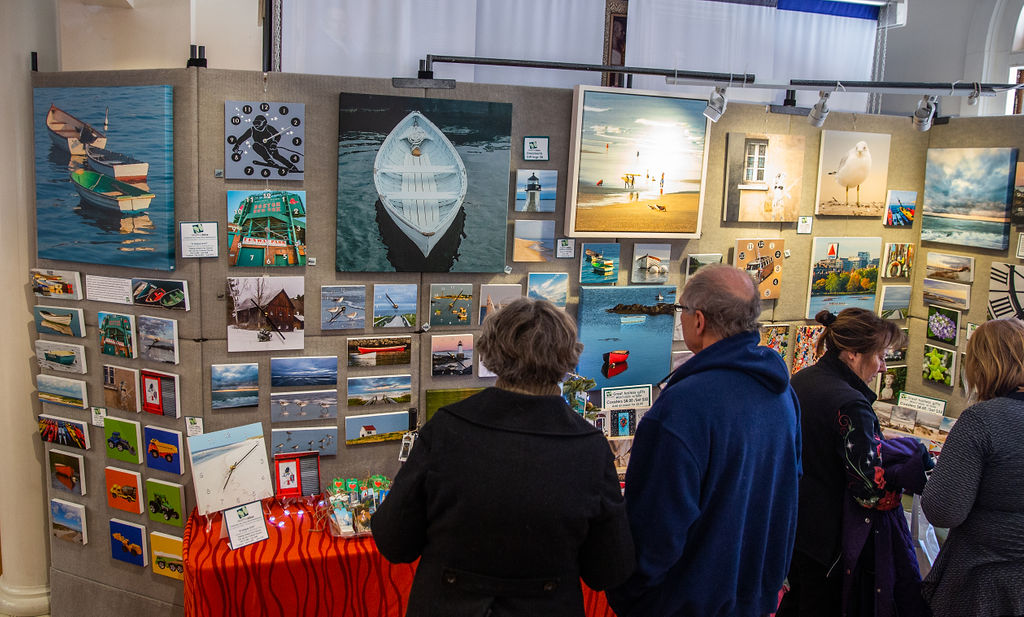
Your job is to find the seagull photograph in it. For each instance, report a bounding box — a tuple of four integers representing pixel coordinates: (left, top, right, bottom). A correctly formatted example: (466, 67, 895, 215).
(815, 130, 891, 217)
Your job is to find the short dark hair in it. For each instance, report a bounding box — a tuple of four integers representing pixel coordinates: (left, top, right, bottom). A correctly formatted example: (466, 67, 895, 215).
(477, 298, 583, 388)
(815, 308, 905, 357)
(681, 264, 760, 338)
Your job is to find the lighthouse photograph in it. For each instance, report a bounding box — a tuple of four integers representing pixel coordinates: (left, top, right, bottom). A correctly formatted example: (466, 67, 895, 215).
(514, 169, 557, 212)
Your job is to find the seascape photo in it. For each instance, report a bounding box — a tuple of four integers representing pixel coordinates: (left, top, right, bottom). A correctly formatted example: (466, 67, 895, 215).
(922, 278, 971, 311)
(347, 374, 412, 407)
(580, 243, 621, 285)
(210, 363, 259, 410)
(431, 334, 474, 377)
(527, 272, 569, 309)
(38, 374, 88, 409)
(271, 427, 338, 457)
(429, 283, 473, 326)
(512, 220, 555, 262)
(924, 252, 974, 283)
(336, 92, 512, 273)
(347, 336, 412, 367)
(373, 283, 417, 328)
(630, 243, 671, 284)
(321, 285, 365, 330)
(805, 237, 881, 319)
(270, 389, 338, 423)
(270, 356, 338, 387)
(514, 169, 557, 212)
(34, 86, 175, 271)
(922, 147, 1017, 250)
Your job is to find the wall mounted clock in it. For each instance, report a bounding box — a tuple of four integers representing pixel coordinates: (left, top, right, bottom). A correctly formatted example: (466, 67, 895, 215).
(224, 101, 304, 180)
(187, 422, 273, 515)
(735, 238, 784, 299)
(987, 261, 1024, 320)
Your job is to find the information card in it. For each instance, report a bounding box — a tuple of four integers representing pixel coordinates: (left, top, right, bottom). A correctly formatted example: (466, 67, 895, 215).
(180, 222, 219, 258)
(224, 501, 269, 550)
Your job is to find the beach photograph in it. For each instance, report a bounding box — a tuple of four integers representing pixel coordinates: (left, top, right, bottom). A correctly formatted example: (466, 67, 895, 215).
(514, 169, 557, 212)
(815, 130, 891, 216)
(882, 242, 915, 278)
(271, 389, 337, 423)
(630, 243, 671, 284)
(580, 242, 621, 285)
(925, 252, 975, 283)
(424, 387, 484, 422)
(431, 334, 474, 377)
(806, 237, 882, 318)
(138, 315, 178, 364)
(210, 363, 259, 410)
(51, 499, 86, 545)
(226, 276, 305, 352)
(272, 427, 338, 457)
(926, 305, 961, 346)
(34, 305, 85, 338)
(347, 374, 412, 407)
(568, 87, 708, 237)
(922, 277, 971, 311)
(429, 283, 473, 326)
(479, 284, 522, 322)
(35, 340, 87, 374)
(878, 285, 912, 319)
(884, 190, 916, 227)
(321, 284, 365, 330)
(685, 253, 722, 281)
(38, 374, 87, 409)
(270, 355, 338, 387)
(345, 410, 409, 445)
(347, 336, 412, 367)
(512, 220, 554, 262)
(373, 283, 417, 328)
(723, 132, 805, 222)
(103, 365, 140, 412)
(527, 272, 569, 308)
(922, 147, 1016, 250)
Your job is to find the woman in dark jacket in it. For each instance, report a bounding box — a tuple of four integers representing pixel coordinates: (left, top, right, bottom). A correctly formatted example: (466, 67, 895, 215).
(777, 308, 930, 617)
(371, 298, 635, 617)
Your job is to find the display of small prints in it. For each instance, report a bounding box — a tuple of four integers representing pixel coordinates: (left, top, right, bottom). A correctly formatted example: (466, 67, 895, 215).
(791, 325, 824, 375)
(759, 324, 790, 361)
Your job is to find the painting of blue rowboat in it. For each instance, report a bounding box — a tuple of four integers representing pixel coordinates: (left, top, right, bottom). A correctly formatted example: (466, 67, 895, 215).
(337, 92, 511, 273)
(576, 286, 677, 390)
(34, 86, 175, 271)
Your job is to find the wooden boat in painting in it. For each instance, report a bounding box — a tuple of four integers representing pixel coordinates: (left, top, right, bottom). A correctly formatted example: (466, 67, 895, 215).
(593, 258, 615, 275)
(602, 350, 630, 364)
(357, 344, 408, 354)
(45, 104, 107, 155)
(39, 310, 73, 326)
(44, 350, 77, 365)
(70, 169, 154, 213)
(373, 111, 468, 258)
(85, 145, 149, 182)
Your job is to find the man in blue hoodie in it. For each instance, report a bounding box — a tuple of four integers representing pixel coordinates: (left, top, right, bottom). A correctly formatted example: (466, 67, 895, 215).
(607, 264, 801, 617)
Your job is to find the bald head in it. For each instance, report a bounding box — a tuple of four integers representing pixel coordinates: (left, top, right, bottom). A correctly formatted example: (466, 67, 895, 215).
(682, 264, 761, 339)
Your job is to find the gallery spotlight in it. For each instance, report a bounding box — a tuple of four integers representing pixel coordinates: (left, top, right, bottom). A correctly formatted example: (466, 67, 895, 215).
(808, 91, 830, 127)
(967, 83, 980, 106)
(913, 95, 937, 131)
(704, 87, 727, 123)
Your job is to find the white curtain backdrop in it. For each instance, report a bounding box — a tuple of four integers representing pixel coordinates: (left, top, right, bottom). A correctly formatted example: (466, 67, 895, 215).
(627, 0, 876, 111)
(281, 0, 604, 88)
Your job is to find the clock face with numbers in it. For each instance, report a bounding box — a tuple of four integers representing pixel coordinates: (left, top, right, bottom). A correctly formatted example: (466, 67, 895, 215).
(735, 238, 784, 299)
(987, 262, 1024, 320)
(224, 100, 305, 180)
(187, 422, 273, 515)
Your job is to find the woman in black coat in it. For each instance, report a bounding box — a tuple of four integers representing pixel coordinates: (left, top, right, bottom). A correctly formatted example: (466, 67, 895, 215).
(371, 298, 635, 617)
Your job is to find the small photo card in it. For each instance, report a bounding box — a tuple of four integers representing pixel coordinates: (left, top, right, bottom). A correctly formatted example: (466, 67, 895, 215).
(523, 136, 549, 161)
(180, 221, 219, 258)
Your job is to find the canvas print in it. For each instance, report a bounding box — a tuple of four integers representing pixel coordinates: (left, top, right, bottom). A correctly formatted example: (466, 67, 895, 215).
(336, 92, 512, 272)
(527, 272, 569, 309)
(34, 305, 85, 338)
(1012, 160, 1024, 224)
(347, 336, 411, 367)
(144, 425, 184, 475)
(429, 283, 473, 326)
(36, 340, 87, 374)
(735, 238, 784, 300)
(131, 278, 189, 310)
(685, 253, 723, 282)
(51, 498, 87, 545)
(759, 324, 790, 360)
(271, 427, 338, 457)
(373, 283, 417, 328)
(34, 86, 175, 271)
(424, 387, 484, 422)
(576, 286, 676, 390)
(885, 327, 909, 363)
(987, 262, 1024, 320)
(138, 315, 179, 364)
(791, 325, 825, 375)
(38, 374, 88, 409)
(431, 334, 474, 377)
(513, 220, 555, 262)
(914, 409, 943, 439)
(103, 416, 142, 464)
(109, 518, 148, 566)
(609, 437, 633, 472)
(150, 531, 184, 580)
(925, 252, 975, 283)
(210, 363, 258, 410)
(38, 414, 90, 450)
(103, 365, 140, 412)
(225, 100, 304, 180)
(878, 285, 911, 320)
(479, 284, 522, 322)
(806, 237, 881, 319)
(227, 190, 306, 266)
(32, 269, 82, 300)
(146, 479, 185, 527)
(105, 466, 144, 514)
(345, 410, 410, 445)
(48, 448, 86, 495)
(140, 369, 181, 418)
(723, 132, 805, 222)
(227, 276, 305, 351)
(347, 374, 412, 407)
(882, 243, 914, 279)
(581, 243, 621, 285)
(814, 130, 891, 216)
(877, 366, 907, 403)
(889, 404, 917, 433)
(98, 312, 137, 359)
(923, 344, 956, 387)
(884, 190, 917, 227)
(271, 356, 338, 387)
(321, 284, 365, 330)
(630, 244, 671, 284)
(514, 169, 557, 212)
(271, 389, 337, 423)
(923, 147, 1018, 250)
(922, 278, 971, 311)
(566, 86, 709, 237)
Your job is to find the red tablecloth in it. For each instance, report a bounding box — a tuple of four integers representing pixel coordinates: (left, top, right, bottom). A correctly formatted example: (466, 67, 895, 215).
(183, 500, 615, 617)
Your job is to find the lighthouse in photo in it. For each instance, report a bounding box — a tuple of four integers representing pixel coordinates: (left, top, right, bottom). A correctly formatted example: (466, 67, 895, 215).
(525, 172, 542, 212)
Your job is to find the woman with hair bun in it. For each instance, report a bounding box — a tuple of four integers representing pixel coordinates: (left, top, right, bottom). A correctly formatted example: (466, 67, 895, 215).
(777, 308, 931, 617)
(921, 319, 1024, 617)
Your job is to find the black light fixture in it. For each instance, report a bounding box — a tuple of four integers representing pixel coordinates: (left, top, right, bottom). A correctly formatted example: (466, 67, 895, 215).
(913, 95, 938, 131)
(703, 87, 727, 123)
(808, 91, 831, 127)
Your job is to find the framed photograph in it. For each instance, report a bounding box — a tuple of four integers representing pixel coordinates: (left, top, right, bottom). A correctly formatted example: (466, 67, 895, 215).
(925, 252, 975, 283)
(523, 136, 549, 161)
(814, 130, 891, 216)
(565, 85, 710, 238)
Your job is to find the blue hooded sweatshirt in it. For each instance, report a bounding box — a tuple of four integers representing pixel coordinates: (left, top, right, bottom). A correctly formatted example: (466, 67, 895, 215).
(606, 330, 801, 617)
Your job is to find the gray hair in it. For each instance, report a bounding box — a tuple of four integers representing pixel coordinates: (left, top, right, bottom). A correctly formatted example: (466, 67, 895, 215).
(681, 264, 760, 338)
(477, 297, 583, 388)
